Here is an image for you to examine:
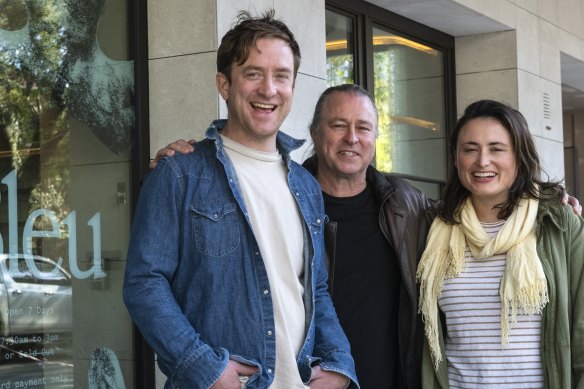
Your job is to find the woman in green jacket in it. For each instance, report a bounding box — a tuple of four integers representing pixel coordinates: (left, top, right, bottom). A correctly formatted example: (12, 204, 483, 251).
(417, 99, 584, 389)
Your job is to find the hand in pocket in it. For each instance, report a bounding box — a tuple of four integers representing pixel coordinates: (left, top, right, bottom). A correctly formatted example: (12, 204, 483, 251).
(211, 360, 259, 389)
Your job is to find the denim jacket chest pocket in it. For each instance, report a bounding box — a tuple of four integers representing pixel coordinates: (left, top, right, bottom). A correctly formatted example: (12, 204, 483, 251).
(190, 201, 241, 258)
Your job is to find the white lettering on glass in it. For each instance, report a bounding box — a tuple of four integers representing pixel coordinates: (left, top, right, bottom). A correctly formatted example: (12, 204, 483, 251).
(0, 169, 105, 280)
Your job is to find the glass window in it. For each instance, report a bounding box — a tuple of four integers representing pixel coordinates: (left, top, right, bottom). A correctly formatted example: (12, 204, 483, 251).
(0, 0, 134, 387)
(326, 9, 355, 86)
(372, 26, 447, 187)
(325, 2, 454, 197)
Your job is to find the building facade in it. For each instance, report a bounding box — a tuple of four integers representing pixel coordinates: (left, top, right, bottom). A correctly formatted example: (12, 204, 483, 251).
(148, 0, 584, 385)
(0, 0, 582, 388)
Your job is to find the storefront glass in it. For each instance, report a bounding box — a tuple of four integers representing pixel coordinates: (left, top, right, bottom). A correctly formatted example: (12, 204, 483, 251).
(372, 26, 446, 198)
(0, 0, 134, 387)
(325, 9, 354, 86)
(325, 4, 453, 199)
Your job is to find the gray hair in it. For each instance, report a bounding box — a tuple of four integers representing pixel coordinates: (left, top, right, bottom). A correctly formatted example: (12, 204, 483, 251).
(308, 84, 378, 138)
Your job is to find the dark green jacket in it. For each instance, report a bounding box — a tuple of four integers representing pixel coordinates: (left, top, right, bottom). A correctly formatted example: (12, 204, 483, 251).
(421, 197, 584, 389)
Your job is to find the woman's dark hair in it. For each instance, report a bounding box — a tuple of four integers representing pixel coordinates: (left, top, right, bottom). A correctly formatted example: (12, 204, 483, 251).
(438, 99, 563, 223)
(217, 9, 301, 83)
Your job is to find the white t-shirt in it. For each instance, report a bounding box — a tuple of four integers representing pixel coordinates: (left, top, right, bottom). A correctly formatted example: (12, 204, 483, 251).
(222, 135, 309, 389)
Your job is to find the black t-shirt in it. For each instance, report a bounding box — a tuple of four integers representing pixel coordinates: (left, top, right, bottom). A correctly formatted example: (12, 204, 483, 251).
(323, 183, 400, 389)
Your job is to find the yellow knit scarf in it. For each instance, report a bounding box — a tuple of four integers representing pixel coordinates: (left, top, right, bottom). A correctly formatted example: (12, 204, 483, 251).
(416, 196, 548, 369)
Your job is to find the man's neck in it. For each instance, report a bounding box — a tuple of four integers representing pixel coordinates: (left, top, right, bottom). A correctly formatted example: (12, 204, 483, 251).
(221, 124, 278, 153)
(317, 171, 367, 198)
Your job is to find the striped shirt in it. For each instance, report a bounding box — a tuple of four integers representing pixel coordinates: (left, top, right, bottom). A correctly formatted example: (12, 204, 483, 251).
(438, 220, 544, 389)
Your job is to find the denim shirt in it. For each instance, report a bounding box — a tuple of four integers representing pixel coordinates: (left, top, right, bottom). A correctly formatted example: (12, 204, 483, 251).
(123, 120, 358, 389)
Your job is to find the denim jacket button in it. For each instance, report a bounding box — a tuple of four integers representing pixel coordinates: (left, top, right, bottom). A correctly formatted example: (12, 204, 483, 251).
(263, 289, 269, 295)
(268, 369, 273, 374)
(267, 330, 273, 336)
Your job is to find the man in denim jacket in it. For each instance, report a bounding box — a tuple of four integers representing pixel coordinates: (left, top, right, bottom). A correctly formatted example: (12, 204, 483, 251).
(123, 10, 357, 389)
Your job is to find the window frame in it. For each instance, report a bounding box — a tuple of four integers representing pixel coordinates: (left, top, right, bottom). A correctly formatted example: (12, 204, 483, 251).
(130, 0, 155, 387)
(327, 0, 457, 194)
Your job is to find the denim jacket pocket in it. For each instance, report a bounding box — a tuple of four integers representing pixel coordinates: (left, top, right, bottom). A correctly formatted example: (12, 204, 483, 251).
(190, 201, 241, 258)
(230, 355, 261, 387)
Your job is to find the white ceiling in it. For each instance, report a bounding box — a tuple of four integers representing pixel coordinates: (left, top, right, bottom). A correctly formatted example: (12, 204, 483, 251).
(367, 0, 511, 36)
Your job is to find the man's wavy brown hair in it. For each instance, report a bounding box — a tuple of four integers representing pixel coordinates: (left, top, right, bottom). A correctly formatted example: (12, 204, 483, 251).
(217, 9, 301, 83)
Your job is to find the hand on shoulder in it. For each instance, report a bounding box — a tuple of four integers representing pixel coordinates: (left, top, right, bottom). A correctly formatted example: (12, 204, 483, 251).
(149, 139, 196, 170)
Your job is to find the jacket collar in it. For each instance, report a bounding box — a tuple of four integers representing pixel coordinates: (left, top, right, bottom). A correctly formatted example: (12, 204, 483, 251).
(366, 164, 397, 204)
(205, 119, 306, 164)
(537, 196, 568, 232)
(302, 154, 318, 176)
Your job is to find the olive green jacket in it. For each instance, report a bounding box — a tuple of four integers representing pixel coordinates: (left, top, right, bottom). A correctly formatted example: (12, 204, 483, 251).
(421, 198, 584, 389)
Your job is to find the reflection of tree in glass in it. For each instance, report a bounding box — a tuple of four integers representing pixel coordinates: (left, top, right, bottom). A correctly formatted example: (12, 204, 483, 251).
(88, 347, 126, 389)
(0, 0, 71, 230)
(55, 0, 134, 155)
(326, 54, 353, 87)
(374, 50, 393, 173)
(1, 0, 134, 231)
(62, 57, 134, 155)
(0, 1, 28, 30)
(30, 175, 69, 225)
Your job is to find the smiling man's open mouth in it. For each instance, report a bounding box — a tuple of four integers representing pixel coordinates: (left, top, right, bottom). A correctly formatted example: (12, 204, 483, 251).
(251, 102, 276, 112)
(339, 151, 358, 157)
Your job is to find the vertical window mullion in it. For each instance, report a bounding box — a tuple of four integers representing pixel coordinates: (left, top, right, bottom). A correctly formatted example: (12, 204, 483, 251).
(362, 16, 374, 94)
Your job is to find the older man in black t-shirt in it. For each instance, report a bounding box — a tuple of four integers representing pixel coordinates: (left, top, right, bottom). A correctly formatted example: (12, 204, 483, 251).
(301, 84, 431, 389)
